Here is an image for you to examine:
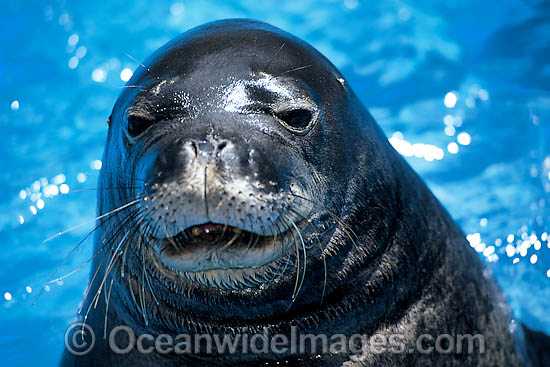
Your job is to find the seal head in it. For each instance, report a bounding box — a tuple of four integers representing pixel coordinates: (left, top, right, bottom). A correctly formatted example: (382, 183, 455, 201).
(102, 19, 371, 297)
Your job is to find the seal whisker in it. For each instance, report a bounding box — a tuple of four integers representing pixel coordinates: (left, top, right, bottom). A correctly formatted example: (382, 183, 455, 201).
(220, 223, 229, 241)
(287, 206, 328, 304)
(320, 245, 327, 304)
(61, 186, 140, 194)
(79, 205, 142, 338)
(262, 41, 286, 73)
(125, 260, 142, 318)
(278, 64, 312, 76)
(78, 210, 140, 315)
(241, 212, 256, 254)
(141, 248, 147, 325)
(143, 263, 160, 306)
(133, 232, 151, 326)
(99, 217, 135, 335)
(81, 251, 115, 327)
(42, 197, 143, 244)
(43, 235, 117, 286)
(272, 251, 292, 281)
(91, 220, 136, 312)
(272, 220, 286, 259)
(103, 276, 115, 339)
(282, 215, 302, 307)
(124, 52, 153, 76)
(264, 219, 293, 284)
(252, 232, 261, 247)
(135, 222, 161, 308)
(121, 214, 147, 279)
(286, 216, 307, 311)
(163, 223, 184, 253)
(93, 231, 130, 312)
(34, 223, 103, 306)
(119, 85, 142, 89)
(286, 193, 358, 248)
(34, 206, 140, 306)
(130, 234, 147, 324)
(105, 231, 130, 274)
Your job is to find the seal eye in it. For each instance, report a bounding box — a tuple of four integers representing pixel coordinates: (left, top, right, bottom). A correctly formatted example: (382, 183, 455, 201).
(127, 114, 154, 138)
(276, 108, 314, 134)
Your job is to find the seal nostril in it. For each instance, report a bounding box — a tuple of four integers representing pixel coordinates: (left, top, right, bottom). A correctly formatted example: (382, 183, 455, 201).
(217, 141, 228, 152)
(185, 141, 199, 157)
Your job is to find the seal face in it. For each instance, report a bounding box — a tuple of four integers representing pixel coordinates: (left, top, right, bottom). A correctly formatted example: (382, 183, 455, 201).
(131, 72, 320, 289)
(62, 19, 534, 366)
(101, 20, 356, 295)
(121, 37, 334, 290)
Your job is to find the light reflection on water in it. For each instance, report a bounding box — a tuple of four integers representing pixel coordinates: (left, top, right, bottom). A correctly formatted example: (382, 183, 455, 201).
(0, 0, 548, 365)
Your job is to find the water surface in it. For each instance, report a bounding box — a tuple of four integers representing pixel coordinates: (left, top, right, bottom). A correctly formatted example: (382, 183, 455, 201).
(1, 1, 548, 365)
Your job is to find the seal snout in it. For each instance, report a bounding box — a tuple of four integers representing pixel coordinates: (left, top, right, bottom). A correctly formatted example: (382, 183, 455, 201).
(135, 129, 307, 235)
(132, 129, 312, 284)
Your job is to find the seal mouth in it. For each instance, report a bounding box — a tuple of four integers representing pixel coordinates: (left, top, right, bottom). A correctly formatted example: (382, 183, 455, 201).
(157, 222, 291, 272)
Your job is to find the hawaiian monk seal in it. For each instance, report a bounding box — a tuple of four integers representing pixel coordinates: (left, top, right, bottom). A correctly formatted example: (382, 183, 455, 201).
(61, 19, 549, 366)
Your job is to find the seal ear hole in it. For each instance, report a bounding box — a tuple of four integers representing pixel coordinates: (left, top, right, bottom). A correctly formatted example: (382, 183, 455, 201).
(276, 108, 314, 133)
(127, 114, 155, 137)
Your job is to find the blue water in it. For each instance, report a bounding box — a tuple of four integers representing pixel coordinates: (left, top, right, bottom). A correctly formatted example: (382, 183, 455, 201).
(1, 1, 548, 365)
